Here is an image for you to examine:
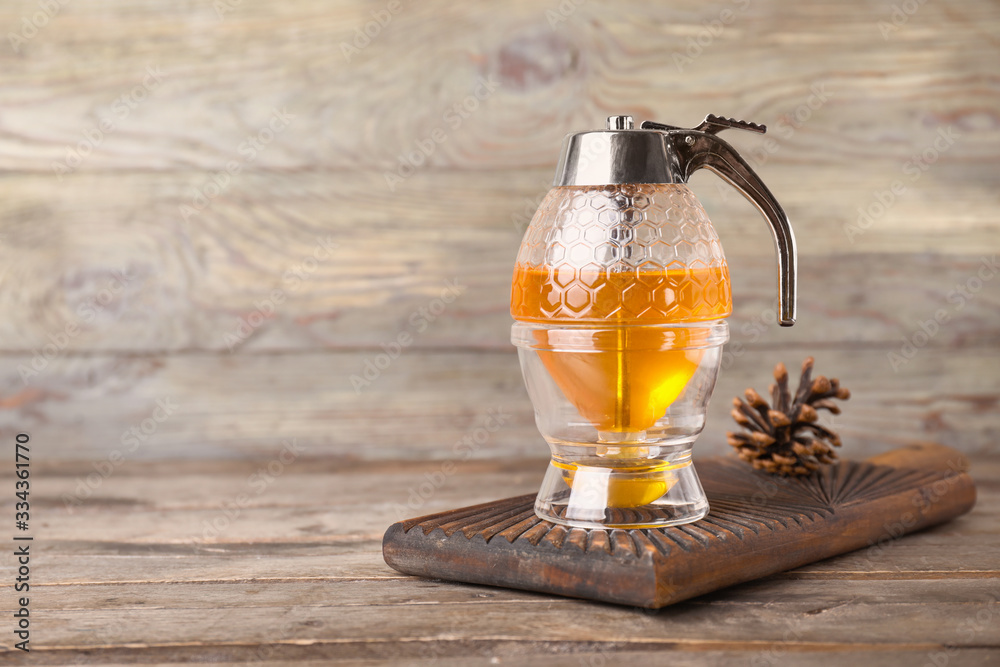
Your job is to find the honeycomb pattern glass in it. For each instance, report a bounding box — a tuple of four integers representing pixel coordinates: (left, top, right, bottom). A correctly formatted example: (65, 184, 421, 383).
(511, 183, 733, 324)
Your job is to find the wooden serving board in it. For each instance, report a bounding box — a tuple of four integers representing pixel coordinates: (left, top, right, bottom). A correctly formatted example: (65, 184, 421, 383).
(382, 444, 976, 608)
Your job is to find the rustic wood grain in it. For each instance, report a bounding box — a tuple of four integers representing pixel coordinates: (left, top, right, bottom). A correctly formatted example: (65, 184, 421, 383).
(0, 0, 995, 475)
(0, 0, 997, 662)
(2, 648, 998, 667)
(0, 455, 997, 663)
(9, 591, 1000, 647)
(1, 346, 996, 461)
(0, 171, 997, 354)
(382, 445, 978, 608)
(0, 1, 997, 172)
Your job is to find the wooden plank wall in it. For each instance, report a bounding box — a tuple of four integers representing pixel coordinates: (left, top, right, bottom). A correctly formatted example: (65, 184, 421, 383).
(0, 0, 997, 463)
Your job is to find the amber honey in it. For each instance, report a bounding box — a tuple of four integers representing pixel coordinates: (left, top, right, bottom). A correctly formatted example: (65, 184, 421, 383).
(552, 457, 687, 508)
(511, 265, 732, 434)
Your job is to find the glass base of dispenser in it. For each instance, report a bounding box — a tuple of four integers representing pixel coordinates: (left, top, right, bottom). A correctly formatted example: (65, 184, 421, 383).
(534, 442, 709, 529)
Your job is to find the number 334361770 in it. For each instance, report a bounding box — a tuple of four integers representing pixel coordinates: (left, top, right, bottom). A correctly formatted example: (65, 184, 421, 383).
(15, 433, 30, 531)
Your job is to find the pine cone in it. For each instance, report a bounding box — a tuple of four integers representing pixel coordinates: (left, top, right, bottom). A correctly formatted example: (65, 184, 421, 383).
(727, 357, 850, 476)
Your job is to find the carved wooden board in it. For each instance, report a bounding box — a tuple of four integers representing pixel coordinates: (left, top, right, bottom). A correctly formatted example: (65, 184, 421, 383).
(383, 444, 976, 608)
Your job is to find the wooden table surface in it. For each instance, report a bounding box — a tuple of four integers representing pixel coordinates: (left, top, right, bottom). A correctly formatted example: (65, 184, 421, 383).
(2, 451, 995, 665)
(0, 0, 998, 664)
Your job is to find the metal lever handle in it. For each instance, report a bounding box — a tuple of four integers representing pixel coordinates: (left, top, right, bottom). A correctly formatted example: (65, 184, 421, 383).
(695, 114, 766, 135)
(642, 115, 766, 135)
(654, 125, 797, 326)
(641, 115, 796, 325)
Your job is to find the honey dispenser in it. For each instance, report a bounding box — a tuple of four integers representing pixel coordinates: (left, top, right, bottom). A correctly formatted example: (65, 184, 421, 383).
(510, 114, 797, 529)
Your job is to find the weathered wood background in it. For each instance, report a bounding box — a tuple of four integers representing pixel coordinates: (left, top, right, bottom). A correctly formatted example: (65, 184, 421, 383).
(0, 0, 997, 461)
(0, 0, 998, 663)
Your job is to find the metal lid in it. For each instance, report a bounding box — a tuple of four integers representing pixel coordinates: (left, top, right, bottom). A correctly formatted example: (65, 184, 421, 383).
(553, 114, 767, 187)
(553, 116, 678, 187)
